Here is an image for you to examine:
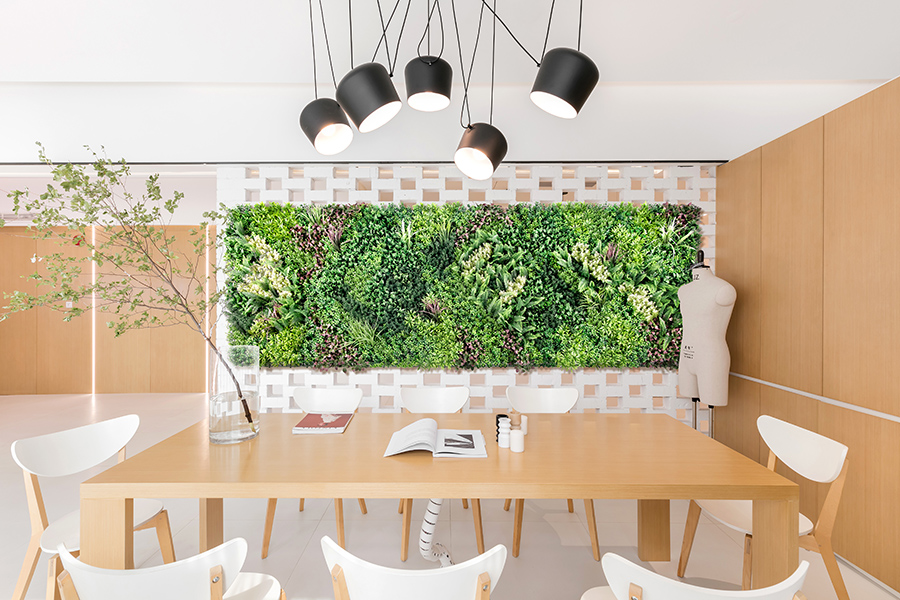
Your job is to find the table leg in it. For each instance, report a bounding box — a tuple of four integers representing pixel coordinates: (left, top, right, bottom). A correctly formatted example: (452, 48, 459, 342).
(199, 498, 224, 552)
(751, 498, 799, 588)
(637, 499, 670, 561)
(584, 500, 600, 561)
(400, 498, 413, 562)
(472, 499, 485, 554)
(79, 497, 133, 569)
(512, 499, 524, 558)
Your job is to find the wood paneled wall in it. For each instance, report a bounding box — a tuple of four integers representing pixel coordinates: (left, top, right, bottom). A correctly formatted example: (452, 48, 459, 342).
(715, 77, 900, 590)
(2, 225, 207, 395)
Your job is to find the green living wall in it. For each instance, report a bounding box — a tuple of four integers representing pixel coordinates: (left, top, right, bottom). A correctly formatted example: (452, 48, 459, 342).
(223, 202, 701, 371)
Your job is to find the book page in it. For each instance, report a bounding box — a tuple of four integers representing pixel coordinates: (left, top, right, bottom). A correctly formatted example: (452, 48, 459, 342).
(434, 429, 487, 458)
(383, 418, 439, 457)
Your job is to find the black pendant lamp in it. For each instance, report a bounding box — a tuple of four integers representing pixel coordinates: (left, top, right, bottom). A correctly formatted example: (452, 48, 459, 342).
(530, 47, 599, 119)
(336, 63, 402, 133)
(299, 0, 353, 155)
(406, 56, 452, 112)
(299, 98, 353, 155)
(454, 123, 507, 180)
(530, 0, 599, 119)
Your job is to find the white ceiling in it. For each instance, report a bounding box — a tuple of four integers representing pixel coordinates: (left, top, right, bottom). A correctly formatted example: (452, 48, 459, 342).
(0, 0, 898, 164)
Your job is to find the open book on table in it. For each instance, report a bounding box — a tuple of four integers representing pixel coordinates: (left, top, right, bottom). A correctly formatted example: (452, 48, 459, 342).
(384, 418, 487, 458)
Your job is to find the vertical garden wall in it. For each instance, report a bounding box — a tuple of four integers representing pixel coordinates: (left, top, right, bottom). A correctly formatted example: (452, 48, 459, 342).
(223, 202, 701, 371)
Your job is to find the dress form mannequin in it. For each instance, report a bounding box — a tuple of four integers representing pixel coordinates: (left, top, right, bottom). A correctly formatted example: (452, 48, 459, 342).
(678, 253, 736, 432)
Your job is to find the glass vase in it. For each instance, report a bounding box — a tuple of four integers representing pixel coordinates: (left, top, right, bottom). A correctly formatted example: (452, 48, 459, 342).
(209, 345, 260, 444)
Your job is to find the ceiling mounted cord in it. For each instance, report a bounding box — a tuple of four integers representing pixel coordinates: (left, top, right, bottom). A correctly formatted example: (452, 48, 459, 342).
(577, 0, 583, 52)
(451, 0, 486, 129)
(417, 0, 445, 63)
(540, 0, 556, 62)
(388, 0, 414, 75)
(490, 0, 496, 125)
(348, 0, 354, 68)
(308, 0, 318, 98)
(318, 0, 338, 87)
(426, 0, 431, 54)
(477, 0, 540, 66)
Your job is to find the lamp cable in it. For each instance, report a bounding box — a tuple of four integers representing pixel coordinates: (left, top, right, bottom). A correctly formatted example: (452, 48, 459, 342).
(451, 0, 486, 129)
(477, 0, 540, 66)
(416, 0, 445, 63)
(318, 0, 338, 87)
(490, 0, 496, 125)
(308, 0, 318, 98)
(577, 0, 583, 52)
(539, 0, 556, 62)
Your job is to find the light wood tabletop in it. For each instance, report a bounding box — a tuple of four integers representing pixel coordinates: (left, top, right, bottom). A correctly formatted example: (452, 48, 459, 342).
(80, 412, 799, 588)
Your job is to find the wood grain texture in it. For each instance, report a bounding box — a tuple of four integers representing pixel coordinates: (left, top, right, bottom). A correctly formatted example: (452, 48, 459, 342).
(823, 77, 900, 416)
(94, 325, 152, 393)
(713, 376, 761, 463)
(758, 386, 820, 522)
(637, 499, 670, 561)
(817, 402, 900, 592)
(35, 232, 91, 394)
(760, 119, 824, 395)
(0, 227, 37, 394)
(716, 149, 762, 378)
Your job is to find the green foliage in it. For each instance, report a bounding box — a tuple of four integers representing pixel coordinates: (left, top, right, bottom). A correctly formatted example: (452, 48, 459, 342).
(223, 202, 702, 370)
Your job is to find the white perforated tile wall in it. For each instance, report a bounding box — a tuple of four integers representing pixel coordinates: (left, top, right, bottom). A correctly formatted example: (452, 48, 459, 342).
(217, 162, 717, 432)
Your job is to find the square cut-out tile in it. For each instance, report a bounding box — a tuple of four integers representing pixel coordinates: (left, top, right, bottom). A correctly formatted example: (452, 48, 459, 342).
(468, 190, 485, 202)
(493, 385, 507, 398)
(379, 395, 394, 409)
(469, 373, 485, 386)
(356, 179, 372, 191)
(492, 179, 508, 190)
(378, 190, 393, 202)
(652, 373, 663, 385)
(266, 178, 282, 191)
(515, 190, 531, 203)
(561, 373, 574, 385)
(607, 396, 620, 409)
(333, 167, 349, 179)
(400, 179, 416, 190)
(310, 178, 326, 191)
(584, 385, 597, 398)
(515, 166, 531, 178)
(423, 373, 441, 386)
(631, 179, 643, 190)
(423, 167, 440, 179)
(446, 178, 463, 190)
(423, 190, 440, 202)
(515, 373, 529, 385)
(539, 178, 554, 190)
(378, 167, 393, 179)
(606, 373, 619, 384)
(608, 190, 621, 202)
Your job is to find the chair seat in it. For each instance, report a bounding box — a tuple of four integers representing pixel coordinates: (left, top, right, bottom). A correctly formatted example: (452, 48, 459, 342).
(580, 585, 616, 600)
(40, 498, 165, 553)
(696, 499, 814, 537)
(225, 572, 283, 600)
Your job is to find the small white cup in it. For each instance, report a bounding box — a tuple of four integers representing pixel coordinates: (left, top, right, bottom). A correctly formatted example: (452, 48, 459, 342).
(520, 415, 528, 435)
(498, 432, 510, 448)
(510, 429, 525, 453)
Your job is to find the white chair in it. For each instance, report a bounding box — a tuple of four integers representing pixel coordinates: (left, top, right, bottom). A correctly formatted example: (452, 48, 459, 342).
(56, 538, 285, 600)
(11, 415, 176, 600)
(503, 386, 596, 559)
(678, 415, 849, 598)
(397, 387, 485, 558)
(581, 552, 809, 600)
(262, 386, 366, 558)
(321, 535, 507, 600)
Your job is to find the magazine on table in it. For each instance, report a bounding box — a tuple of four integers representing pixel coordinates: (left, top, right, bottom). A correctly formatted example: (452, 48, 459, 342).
(292, 412, 354, 434)
(384, 418, 487, 458)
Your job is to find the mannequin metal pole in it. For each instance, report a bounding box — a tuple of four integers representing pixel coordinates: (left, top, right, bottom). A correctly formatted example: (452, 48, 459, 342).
(709, 405, 715, 439)
(691, 397, 700, 430)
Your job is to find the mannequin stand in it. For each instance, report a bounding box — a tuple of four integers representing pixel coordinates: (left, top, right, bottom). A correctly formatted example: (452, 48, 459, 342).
(691, 398, 715, 438)
(691, 398, 700, 430)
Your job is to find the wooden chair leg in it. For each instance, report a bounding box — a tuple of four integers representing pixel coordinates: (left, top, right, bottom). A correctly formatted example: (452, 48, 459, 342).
(677, 499, 702, 577)
(503, 499, 512, 511)
(400, 498, 413, 561)
(152, 510, 176, 564)
(279, 590, 287, 600)
(741, 534, 752, 591)
(398, 499, 406, 514)
(567, 499, 575, 513)
(335, 499, 345, 548)
(472, 499, 485, 554)
(47, 555, 63, 600)
(357, 498, 368, 515)
(298, 498, 305, 512)
(476, 572, 491, 600)
(262, 498, 278, 559)
(12, 535, 42, 600)
(462, 498, 469, 509)
(584, 500, 600, 561)
(512, 499, 525, 558)
(817, 537, 851, 600)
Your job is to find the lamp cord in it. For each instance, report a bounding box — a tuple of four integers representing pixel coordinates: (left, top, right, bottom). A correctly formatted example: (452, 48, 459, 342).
(477, 0, 540, 66)
(318, 0, 338, 87)
(416, 0, 445, 63)
(451, 0, 485, 129)
(577, 0, 583, 52)
(372, 0, 413, 76)
(490, 0, 496, 125)
(540, 0, 556, 62)
(308, 0, 318, 98)
(349, 0, 354, 69)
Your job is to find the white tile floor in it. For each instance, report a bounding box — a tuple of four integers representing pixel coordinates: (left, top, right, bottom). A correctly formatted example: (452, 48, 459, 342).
(1, 393, 896, 600)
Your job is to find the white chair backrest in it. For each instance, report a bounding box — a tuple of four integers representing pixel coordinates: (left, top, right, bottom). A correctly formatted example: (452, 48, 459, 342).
(291, 386, 364, 413)
(11, 415, 140, 478)
(757, 415, 848, 484)
(400, 387, 469, 414)
(58, 538, 247, 600)
(602, 553, 808, 600)
(322, 536, 506, 600)
(506, 387, 578, 414)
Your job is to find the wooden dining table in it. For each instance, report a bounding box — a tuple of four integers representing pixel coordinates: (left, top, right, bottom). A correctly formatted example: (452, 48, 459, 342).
(80, 412, 798, 588)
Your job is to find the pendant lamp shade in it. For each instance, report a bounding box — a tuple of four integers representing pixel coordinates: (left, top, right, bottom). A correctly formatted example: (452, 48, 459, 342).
(336, 62, 403, 133)
(404, 56, 453, 112)
(530, 47, 600, 119)
(299, 98, 353, 155)
(454, 123, 508, 180)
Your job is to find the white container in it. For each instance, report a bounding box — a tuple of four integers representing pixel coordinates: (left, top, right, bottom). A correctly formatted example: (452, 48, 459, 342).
(510, 429, 525, 452)
(520, 415, 528, 435)
(498, 418, 511, 448)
